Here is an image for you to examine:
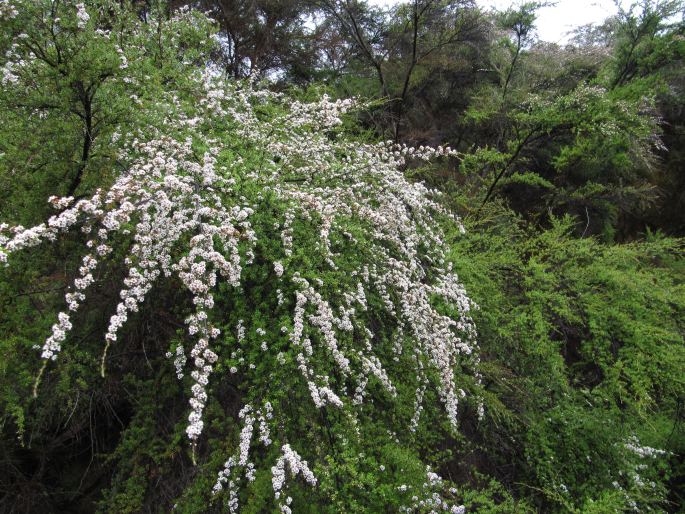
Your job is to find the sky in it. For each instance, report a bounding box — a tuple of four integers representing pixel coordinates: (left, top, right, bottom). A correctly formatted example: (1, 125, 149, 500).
(367, 0, 629, 43)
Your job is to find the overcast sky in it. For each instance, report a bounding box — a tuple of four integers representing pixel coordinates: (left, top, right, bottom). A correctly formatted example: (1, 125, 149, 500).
(367, 0, 629, 43)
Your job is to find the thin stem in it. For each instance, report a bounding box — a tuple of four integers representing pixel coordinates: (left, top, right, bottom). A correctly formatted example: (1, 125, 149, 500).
(100, 340, 111, 378)
(32, 360, 48, 398)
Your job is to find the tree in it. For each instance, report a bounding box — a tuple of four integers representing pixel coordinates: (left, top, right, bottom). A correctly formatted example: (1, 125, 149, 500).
(173, 0, 317, 80)
(608, 0, 684, 89)
(604, 0, 685, 235)
(0, 0, 215, 222)
(315, 0, 485, 141)
(452, 1, 685, 240)
(0, 1, 479, 511)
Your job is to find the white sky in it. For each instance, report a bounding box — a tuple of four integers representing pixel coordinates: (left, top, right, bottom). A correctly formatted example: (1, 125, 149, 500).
(367, 0, 630, 43)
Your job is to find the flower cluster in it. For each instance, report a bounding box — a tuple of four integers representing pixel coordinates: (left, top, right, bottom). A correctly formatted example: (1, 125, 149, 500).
(166, 345, 187, 380)
(398, 468, 466, 514)
(212, 403, 272, 511)
(624, 436, 667, 459)
(42, 312, 72, 361)
(75, 3, 89, 28)
(0, 0, 17, 19)
(271, 444, 318, 513)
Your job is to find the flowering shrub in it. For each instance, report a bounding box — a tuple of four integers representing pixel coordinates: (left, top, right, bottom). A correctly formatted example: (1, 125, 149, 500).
(0, 2, 480, 510)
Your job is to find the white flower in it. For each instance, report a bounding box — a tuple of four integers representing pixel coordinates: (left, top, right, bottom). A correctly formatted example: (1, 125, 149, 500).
(76, 3, 89, 28)
(274, 261, 284, 277)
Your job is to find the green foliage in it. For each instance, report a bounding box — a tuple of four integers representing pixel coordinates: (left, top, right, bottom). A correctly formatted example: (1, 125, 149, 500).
(448, 208, 684, 512)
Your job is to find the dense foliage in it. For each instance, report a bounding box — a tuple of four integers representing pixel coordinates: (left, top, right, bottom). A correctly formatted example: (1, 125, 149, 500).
(0, 0, 683, 513)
